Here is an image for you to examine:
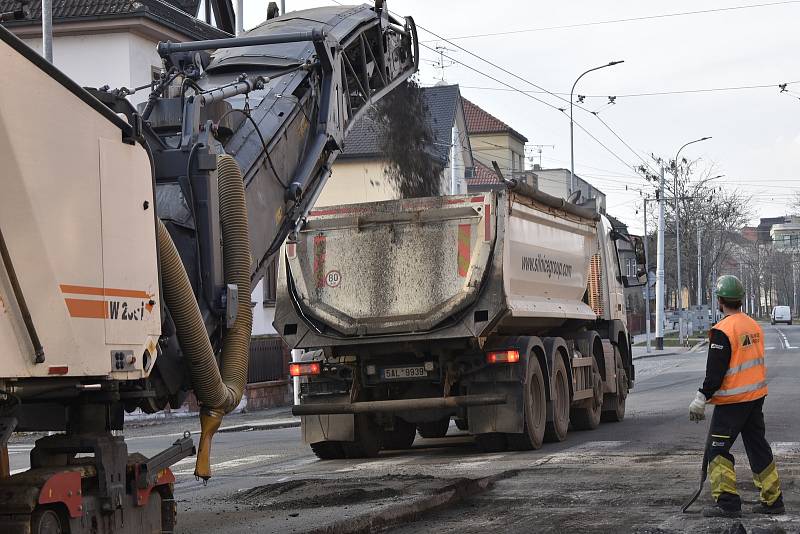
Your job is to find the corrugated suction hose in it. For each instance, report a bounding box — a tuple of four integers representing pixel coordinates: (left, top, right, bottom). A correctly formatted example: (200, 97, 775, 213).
(156, 154, 252, 480)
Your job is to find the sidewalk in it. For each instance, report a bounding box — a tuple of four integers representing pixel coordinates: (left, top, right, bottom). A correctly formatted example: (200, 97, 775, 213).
(121, 405, 300, 439)
(631, 338, 707, 361)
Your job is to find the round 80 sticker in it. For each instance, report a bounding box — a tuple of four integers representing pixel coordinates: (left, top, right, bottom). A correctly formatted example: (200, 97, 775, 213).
(325, 270, 341, 288)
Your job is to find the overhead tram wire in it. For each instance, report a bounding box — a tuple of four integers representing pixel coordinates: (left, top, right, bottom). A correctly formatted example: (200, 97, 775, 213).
(397, 3, 796, 180)
(415, 42, 644, 179)
(457, 81, 800, 99)
(389, 10, 663, 178)
(420, 1, 800, 41)
(333, 0, 654, 183)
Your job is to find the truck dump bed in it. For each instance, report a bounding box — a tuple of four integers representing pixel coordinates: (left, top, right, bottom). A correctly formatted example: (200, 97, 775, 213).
(285, 194, 493, 335)
(277, 188, 603, 345)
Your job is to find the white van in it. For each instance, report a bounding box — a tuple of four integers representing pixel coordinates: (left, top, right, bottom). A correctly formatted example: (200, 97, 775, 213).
(771, 305, 792, 325)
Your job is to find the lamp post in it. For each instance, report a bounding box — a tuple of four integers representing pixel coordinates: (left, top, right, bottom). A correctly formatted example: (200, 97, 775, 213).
(673, 136, 711, 345)
(569, 60, 624, 194)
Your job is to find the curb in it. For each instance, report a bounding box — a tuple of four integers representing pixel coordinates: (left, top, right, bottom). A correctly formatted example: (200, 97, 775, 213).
(632, 351, 677, 361)
(305, 471, 517, 534)
(217, 418, 301, 434)
(689, 340, 709, 353)
(632, 339, 708, 361)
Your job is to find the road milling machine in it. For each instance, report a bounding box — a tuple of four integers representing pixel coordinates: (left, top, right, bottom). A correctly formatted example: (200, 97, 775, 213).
(0, 3, 417, 532)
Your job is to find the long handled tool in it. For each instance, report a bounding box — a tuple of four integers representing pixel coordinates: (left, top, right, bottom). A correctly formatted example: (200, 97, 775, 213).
(682, 425, 713, 512)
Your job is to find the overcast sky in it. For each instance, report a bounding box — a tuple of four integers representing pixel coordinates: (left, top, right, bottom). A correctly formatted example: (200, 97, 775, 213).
(242, 0, 800, 233)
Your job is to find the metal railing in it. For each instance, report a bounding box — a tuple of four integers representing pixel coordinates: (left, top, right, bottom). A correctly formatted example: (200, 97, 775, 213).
(248, 336, 290, 383)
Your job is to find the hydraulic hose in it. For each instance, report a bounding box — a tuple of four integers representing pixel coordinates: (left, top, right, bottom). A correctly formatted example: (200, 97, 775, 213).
(156, 154, 252, 480)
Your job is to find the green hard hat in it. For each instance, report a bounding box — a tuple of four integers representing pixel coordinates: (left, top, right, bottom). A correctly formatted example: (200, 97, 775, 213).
(716, 274, 745, 300)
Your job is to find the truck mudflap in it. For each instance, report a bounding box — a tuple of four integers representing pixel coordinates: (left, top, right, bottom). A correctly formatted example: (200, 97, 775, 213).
(466, 383, 524, 434)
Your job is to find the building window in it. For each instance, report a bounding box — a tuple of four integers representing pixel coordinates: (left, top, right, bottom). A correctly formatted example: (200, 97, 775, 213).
(626, 258, 637, 277)
(262, 257, 278, 306)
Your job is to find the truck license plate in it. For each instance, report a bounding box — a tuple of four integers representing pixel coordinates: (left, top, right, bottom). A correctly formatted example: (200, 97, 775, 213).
(383, 366, 427, 379)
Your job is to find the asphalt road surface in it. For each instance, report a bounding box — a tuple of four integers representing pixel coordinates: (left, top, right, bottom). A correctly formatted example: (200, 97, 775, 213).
(7, 323, 799, 533)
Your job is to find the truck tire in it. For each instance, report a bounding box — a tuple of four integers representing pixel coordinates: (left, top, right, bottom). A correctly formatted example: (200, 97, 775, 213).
(382, 417, 416, 450)
(570, 358, 602, 431)
(507, 354, 546, 451)
(601, 348, 628, 423)
(30, 506, 68, 534)
(342, 414, 381, 458)
(417, 418, 450, 439)
(310, 441, 345, 460)
(544, 355, 570, 442)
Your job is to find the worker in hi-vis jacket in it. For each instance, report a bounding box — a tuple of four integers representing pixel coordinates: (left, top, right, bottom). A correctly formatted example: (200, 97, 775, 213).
(689, 274, 785, 517)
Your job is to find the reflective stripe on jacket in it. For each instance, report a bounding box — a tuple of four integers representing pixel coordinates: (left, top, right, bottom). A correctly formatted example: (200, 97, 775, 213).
(710, 313, 767, 405)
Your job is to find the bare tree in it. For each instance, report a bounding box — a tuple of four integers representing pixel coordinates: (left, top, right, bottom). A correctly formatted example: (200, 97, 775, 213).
(637, 157, 751, 308)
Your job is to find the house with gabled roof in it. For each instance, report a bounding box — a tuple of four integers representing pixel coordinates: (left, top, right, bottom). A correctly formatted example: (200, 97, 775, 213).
(315, 83, 473, 206)
(463, 97, 528, 179)
(0, 0, 229, 105)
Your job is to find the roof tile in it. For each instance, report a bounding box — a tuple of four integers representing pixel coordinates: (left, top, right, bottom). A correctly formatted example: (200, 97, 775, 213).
(466, 160, 503, 185)
(462, 97, 528, 142)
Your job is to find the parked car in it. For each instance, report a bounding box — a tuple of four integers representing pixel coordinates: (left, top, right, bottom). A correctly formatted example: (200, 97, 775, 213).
(771, 305, 792, 325)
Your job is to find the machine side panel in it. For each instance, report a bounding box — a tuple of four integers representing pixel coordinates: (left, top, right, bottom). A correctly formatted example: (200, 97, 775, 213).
(99, 139, 161, 374)
(502, 198, 597, 321)
(0, 34, 156, 379)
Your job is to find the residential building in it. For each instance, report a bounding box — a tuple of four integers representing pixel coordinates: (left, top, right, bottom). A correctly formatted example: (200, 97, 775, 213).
(0, 0, 228, 105)
(770, 216, 800, 251)
(463, 97, 527, 178)
(756, 216, 787, 243)
(531, 166, 607, 212)
(315, 83, 473, 206)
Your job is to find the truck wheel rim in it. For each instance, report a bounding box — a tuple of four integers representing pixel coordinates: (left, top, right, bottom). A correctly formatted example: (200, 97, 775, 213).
(34, 510, 63, 534)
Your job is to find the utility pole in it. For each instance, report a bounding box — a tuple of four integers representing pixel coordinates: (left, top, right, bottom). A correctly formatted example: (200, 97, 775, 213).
(643, 199, 652, 353)
(697, 225, 702, 307)
(236, 0, 244, 35)
(42, 0, 53, 62)
(672, 136, 711, 345)
(655, 167, 666, 350)
(711, 265, 718, 322)
(675, 170, 683, 343)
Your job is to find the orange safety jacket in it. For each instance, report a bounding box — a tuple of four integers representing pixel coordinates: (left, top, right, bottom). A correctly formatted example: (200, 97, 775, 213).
(709, 312, 768, 405)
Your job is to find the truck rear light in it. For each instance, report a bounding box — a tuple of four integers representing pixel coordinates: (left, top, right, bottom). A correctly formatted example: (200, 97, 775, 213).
(486, 350, 520, 364)
(289, 362, 321, 377)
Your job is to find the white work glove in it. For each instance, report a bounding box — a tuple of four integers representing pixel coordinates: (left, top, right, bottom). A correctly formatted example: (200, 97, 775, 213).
(688, 391, 707, 422)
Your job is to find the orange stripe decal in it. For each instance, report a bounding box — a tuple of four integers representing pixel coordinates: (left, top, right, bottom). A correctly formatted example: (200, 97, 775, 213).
(458, 224, 471, 277)
(60, 284, 151, 299)
(64, 298, 108, 319)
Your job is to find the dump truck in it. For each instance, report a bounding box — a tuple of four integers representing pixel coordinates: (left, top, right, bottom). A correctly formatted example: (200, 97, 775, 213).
(274, 182, 644, 457)
(0, 3, 417, 532)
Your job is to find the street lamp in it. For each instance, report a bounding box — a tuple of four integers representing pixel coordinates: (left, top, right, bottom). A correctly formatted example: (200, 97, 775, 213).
(673, 136, 711, 344)
(569, 60, 624, 194)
